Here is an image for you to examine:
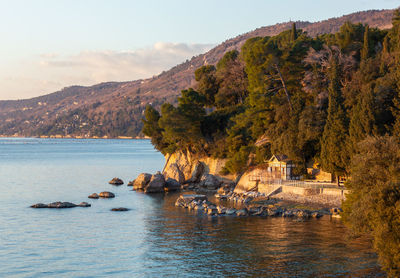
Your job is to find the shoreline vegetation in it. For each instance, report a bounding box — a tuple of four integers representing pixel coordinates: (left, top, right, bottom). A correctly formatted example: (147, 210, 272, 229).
(141, 10, 400, 276)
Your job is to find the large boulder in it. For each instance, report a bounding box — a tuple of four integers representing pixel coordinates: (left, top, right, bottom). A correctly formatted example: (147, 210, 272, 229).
(201, 174, 222, 190)
(144, 172, 165, 193)
(99, 191, 115, 198)
(163, 163, 185, 184)
(133, 173, 152, 190)
(164, 178, 181, 192)
(109, 177, 124, 185)
(186, 161, 205, 184)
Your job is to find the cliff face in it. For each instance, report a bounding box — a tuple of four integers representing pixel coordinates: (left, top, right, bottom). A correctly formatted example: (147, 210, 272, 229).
(162, 151, 235, 183)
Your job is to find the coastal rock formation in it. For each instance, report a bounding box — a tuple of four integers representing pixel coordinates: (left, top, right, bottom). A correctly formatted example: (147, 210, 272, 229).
(144, 172, 165, 193)
(163, 151, 234, 185)
(109, 177, 124, 185)
(133, 173, 152, 190)
(99, 191, 115, 198)
(164, 163, 185, 184)
(88, 193, 99, 199)
(165, 178, 181, 192)
(200, 174, 222, 190)
(186, 161, 205, 183)
(127, 180, 134, 186)
(31, 201, 91, 208)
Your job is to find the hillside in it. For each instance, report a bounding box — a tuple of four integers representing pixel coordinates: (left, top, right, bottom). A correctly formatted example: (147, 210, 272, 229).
(0, 8, 395, 138)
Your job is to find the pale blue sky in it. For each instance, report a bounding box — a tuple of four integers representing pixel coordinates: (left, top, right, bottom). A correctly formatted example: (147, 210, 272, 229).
(0, 0, 398, 100)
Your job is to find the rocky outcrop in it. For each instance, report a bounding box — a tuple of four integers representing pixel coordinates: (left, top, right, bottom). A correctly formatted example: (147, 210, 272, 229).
(109, 177, 124, 185)
(200, 174, 222, 189)
(186, 161, 204, 183)
(144, 172, 165, 193)
(133, 173, 152, 190)
(163, 151, 234, 184)
(164, 163, 185, 184)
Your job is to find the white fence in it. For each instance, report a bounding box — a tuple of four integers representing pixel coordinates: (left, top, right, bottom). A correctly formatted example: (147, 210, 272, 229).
(248, 175, 340, 189)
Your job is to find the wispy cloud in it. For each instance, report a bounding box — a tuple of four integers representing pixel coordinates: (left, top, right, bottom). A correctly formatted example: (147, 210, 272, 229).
(0, 42, 214, 100)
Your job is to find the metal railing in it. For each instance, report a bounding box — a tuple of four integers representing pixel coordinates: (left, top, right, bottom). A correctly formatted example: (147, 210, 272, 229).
(248, 174, 344, 189)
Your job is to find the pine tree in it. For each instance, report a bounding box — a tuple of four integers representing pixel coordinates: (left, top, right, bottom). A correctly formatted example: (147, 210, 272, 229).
(291, 22, 297, 41)
(361, 25, 370, 61)
(320, 58, 349, 179)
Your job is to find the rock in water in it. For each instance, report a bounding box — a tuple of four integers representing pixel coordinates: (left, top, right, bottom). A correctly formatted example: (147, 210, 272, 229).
(144, 172, 165, 193)
(99, 191, 115, 198)
(163, 163, 185, 184)
(78, 202, 91, 207)
(47, 202, 77, 208)
(164, 178, 181, 192)
(109, 177, 124, 185)
(30, 203, 48, 208)
(127, 180, 134, 186)
(133, 173, 152, 190)
(111, 207, 129, 211)
(88, 193, 99, 199)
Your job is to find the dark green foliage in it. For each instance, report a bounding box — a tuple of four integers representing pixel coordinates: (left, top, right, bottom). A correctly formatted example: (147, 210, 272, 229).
(360, 25, 370, 61)
(342, 136, 400, 277)
(194, 65, 218, 107)
(291, 22, 297, 42)
(320, 59, 349, 177)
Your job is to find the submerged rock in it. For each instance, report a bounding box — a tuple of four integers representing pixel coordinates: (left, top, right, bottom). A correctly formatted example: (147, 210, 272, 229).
(175, 194, 207, 207)
(88, 193, 99, 199)
(30, 203, 48, 208)
(31, 201, 91, 209)
(111, 207, 129, 211)
(133, 173, 152, 190)
(109, 177, 124, 185)
(225, 208, 237, 215)
(99, 191, 115, 198)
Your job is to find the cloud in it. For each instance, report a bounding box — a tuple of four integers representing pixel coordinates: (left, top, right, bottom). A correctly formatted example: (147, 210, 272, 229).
(0, 42, 214, 100)
(39, 42, 214, 82)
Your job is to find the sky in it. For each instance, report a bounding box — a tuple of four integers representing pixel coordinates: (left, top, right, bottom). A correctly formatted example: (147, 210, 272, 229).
(0, 0, 399, 100)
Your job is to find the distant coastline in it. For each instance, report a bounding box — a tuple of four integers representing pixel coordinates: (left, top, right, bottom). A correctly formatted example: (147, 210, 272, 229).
(0, 135, 150, 140)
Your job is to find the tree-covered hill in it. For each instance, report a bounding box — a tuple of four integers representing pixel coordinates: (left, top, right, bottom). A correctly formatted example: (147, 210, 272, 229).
(0, 9, 395, 138)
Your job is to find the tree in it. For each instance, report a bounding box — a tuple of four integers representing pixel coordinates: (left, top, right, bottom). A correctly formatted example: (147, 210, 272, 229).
(142, 105, 166, 153)
(194, 65, 219, 107)
(291, 22, 297, 42)
(348, 84, 377, 153)
(360, 25, 370, 61)
(342, 136, 400, 277)
(320, 58, 349, 179)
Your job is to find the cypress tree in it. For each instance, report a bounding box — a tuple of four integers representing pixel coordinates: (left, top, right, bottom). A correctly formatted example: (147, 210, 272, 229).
(361, 25, 370, 61)
(291, 22, 297, 41)
(320, 58, 349, 179)
(348, 85, 376, 152)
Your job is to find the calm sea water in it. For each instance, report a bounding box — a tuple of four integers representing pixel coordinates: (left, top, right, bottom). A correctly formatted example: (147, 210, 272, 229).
(0, 138, 384, 277)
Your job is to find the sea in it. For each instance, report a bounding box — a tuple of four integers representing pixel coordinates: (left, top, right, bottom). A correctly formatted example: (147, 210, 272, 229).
(0, 138, 384, 277)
